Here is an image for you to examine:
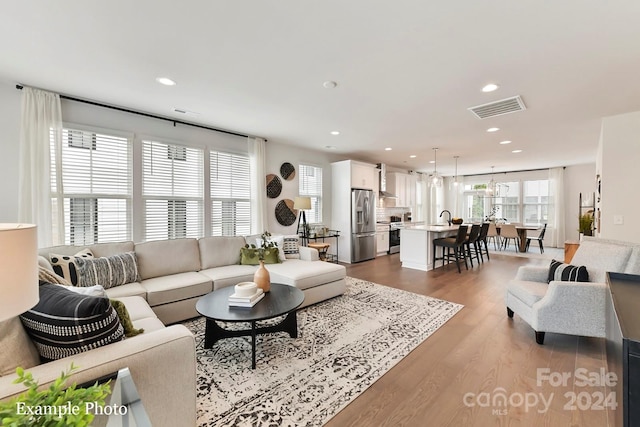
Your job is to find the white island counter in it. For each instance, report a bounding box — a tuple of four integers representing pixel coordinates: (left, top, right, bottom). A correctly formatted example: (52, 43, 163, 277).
(400, 224, 460, 271)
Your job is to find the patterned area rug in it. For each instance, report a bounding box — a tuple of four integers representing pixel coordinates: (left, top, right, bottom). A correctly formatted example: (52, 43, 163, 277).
(184, 276, 463, 427)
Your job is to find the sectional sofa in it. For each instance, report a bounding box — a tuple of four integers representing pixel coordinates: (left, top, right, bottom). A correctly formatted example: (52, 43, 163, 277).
(1, 235, 346, 426)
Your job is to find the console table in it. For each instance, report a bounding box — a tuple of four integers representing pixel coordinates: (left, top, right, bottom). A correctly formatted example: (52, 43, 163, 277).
(302, 230, 340, 263)
(606, 272, 640, 427)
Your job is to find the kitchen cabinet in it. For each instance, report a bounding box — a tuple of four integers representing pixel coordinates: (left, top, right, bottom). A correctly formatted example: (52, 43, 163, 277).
(351, 162, 378, 190)
(376, 225, 389, 255)
(386, 172, 417, 209)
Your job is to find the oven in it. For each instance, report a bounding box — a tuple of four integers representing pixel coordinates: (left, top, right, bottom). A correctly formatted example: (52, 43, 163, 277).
(388, 222, 403, 254)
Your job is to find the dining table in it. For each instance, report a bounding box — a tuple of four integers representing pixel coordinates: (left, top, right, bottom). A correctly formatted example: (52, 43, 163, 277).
(496, 224, 542, 252)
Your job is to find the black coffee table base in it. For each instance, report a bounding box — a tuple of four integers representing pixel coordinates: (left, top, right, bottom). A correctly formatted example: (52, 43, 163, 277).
(203, 311, 299, 369)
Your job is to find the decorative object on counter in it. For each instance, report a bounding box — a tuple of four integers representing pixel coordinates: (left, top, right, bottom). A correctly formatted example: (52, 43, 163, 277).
(275, 199, 297, 226)
(429, 147, 443, 187)
(266, 173, 282, 198)
(0, 223, 38, 322)
(294, 196, 312, 246)
(451, 218, 463, 225)
(280, 162, 296, 180)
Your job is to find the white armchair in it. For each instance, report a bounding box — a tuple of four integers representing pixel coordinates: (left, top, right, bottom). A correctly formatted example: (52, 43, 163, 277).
(505, 237, 640, 344)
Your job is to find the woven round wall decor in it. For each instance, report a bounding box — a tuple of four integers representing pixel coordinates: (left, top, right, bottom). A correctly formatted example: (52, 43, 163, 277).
(280, 162, 296, 180)
(275, 199, 297, 226)
(266, 174, 282, 199)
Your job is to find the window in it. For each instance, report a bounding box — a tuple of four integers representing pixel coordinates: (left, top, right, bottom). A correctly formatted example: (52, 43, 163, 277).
(51, 127, 132, 245)
(299, 164, 323, 224)
(491, 181, 519, 222)
(210, 151, 251, 236)
(143, 140, 204, 240)
(523, 180, 549, 223)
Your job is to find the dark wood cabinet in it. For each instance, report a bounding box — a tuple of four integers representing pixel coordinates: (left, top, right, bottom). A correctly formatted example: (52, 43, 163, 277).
(606, 272, 640, 427)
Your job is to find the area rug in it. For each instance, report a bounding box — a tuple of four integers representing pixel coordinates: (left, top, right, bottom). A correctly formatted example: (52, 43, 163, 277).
(184, 276, 463, 427)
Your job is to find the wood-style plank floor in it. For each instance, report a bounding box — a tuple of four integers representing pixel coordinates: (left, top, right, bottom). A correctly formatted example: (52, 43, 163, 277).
(325, 252, 615, 427)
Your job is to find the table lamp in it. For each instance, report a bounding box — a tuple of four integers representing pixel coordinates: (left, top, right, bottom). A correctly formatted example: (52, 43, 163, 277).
(0, 224, 38, 322)
(293, 196, 311, 246)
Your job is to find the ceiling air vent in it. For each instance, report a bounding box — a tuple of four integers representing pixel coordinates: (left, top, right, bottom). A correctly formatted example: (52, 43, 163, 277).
(468, 96, 526, 119)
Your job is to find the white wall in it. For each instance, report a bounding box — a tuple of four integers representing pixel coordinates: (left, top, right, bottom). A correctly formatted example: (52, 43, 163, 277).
(599, 111, 640, 242)
(265, 142, 341, 236)
(0, 81, 22, 221)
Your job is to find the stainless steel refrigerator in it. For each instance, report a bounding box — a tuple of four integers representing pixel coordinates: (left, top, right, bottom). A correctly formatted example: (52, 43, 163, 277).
(351, 188, 376, 262)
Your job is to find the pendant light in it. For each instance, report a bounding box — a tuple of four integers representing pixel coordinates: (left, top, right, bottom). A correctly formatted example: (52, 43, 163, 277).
(453, 156, 459, 187)
(486, 166, 497, 196)
(430, 148, 443, 187)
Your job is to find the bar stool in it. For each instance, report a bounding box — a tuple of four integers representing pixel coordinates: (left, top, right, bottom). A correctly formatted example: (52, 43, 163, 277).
(477, 222, 490, 261)
(433, 225, 469, 273)
(464, 224, 482, 267)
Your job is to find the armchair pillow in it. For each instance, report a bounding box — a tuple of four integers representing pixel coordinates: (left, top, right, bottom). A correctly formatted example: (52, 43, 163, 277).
(547, 259, 589, 283)
(74, 252, 140, 288)
(283, 235, 300, 259)
(49, 248, 94, 284)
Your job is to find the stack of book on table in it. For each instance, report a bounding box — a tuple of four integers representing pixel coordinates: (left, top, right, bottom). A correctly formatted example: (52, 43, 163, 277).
(229, 282, 264, 308)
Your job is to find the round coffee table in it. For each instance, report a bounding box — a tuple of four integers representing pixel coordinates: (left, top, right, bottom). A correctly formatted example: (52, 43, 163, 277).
(195, 283, 305, 369)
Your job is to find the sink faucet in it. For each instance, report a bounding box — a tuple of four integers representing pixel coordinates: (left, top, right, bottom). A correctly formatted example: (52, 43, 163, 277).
(440, 210, 452, 226)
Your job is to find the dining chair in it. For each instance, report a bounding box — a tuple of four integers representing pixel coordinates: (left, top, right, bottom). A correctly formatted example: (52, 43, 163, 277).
(433, 225, 469, 273)
(500, 224, 519, 251)
(525, 223, 547, 253)
(477, 222, 490, 261)
(487, 222, 500, 250)
(464, 224, 482, 267)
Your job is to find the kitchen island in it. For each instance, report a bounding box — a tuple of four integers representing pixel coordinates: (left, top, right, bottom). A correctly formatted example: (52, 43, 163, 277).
(400, 224, 460, 271)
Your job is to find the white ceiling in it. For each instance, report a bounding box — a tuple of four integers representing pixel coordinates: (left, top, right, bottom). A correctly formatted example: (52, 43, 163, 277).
(2, 1, 640, 176)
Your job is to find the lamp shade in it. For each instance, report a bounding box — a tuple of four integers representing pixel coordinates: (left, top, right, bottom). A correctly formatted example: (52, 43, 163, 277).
(0, 224, 38, 322)
(293, 196, 311, 210)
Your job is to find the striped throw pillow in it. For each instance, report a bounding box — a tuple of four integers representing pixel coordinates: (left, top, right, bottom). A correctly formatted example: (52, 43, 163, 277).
(547, 259, 589, 283)
(74, 252, 140, 288)
(283, 235, 300, 259)
(19, 284, 124, 362)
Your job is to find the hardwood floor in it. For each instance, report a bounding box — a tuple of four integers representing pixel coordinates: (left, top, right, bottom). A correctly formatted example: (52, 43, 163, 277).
(325, 253, 614, 427)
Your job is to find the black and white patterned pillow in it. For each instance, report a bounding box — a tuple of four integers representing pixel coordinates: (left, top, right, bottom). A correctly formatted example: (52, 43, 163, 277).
(19, 284, 125, 362)
(49, 248, 94, 285)
(548, 259, 589, 283)
(74, 252, 140, 288)
(283, 235, 300, 259)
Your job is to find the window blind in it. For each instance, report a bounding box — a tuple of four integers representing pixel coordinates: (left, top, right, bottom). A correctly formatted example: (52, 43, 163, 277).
(299, 164, 323, 223)
(50, 128, 132, 245)
(143, 140, 204, 240)
(210, 151, 251, 236)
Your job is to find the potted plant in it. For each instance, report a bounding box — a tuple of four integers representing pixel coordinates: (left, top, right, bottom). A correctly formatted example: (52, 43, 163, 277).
(244, 231, 277, 292)
(579, 213, 594, 238)
(0, 364, 112, 426)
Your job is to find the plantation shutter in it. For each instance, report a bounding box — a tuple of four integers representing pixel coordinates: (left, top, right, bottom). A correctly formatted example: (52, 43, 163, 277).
(143, 140, 204, 240)
(50, 128, 132, 245)
(210, 151, 251, 236)
(299, 164, 323, 223)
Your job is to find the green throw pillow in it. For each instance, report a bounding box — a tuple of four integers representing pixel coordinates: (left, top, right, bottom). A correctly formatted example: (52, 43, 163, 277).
(239, 247, 281, 265)
(110, 300, 144, 338)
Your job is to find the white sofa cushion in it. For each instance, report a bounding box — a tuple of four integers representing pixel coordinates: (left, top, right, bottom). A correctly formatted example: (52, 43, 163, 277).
(507, 280, 549, 307)
(141, 272, 212, 306)
(571, 239, 633, 283)
(199, 265, 257, 290)
(136, 238, 201, 280)
(106, 282, 147, 299)
(198, 236, 245, 269)
(266, 259, 346, 291)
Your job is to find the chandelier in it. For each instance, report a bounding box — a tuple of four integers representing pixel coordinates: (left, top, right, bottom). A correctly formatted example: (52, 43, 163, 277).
(453, 155, 459, 187)
(429, 148, 443, 187)
(486, 166, 508, 197)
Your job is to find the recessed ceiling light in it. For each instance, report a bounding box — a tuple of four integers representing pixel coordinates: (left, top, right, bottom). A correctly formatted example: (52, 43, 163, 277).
(499, 140, 512, 145)
(429, 160, 435, 164)
(482, 83, 499, 92)
(512, 149, 523, 153)
(323, 81, 337, 89)
(330, 131, 340, 135)
(385, 147, 392, 151)
(487, 127, 500, 132)
(410, 155, 417, 158)
(156, 77, 176, 86)
(325, 145, 337, 150)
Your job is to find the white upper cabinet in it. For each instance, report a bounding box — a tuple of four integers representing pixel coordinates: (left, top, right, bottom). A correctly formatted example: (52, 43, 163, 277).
(386, 172, 417, 208)
(350, 161, 378, 190)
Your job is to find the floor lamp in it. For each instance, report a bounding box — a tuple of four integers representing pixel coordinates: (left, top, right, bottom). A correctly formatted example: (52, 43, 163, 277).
(294, 196, 311, 246)
(0, 224, 38, 322)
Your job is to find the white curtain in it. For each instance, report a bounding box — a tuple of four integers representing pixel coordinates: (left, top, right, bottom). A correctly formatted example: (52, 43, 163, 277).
(248, 137, 267, 234)
(18, 88, 62, 247)
(549, 167, 565, 247)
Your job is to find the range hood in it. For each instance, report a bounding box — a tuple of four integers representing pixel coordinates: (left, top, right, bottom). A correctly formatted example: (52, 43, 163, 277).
(376, 163, 397, 198)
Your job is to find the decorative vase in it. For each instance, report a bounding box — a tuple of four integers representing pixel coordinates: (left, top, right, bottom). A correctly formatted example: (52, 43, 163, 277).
(254, 260, 271, 293)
